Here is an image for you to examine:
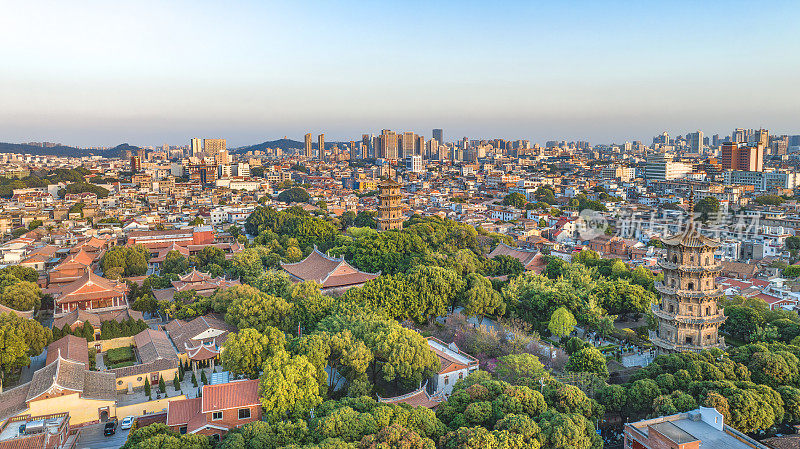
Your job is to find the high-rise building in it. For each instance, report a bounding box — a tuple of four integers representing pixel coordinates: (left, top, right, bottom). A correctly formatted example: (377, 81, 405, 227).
(688, 131, 703, 153)
(190, 138, 201, 157)
(317, 134, 325, 161)
(753, 128, 769, 148)
(377, 178, 403, 231)
(712, 134, 720, 147)
(402, 132, 415, 158)
(732, 128, 746, 143)
(428, 139, 439, 160)
(380, 130, 398, 160)
(650, 200, 725, 353)
(416, 135, 425, 156)
(216, 149, 230, 165)
(304, 133, 313, 158)
(131, 156, 141, 173)
(362, 134, 371, 158)
(203, 139, 226, 157)
(721, 142, 764, 172)
(349, 141, 358, 160)
(432, 129, 443, 145)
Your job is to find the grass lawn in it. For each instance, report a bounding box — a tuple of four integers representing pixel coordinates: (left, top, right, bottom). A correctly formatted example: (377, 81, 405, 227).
(106, 346, 135, 368)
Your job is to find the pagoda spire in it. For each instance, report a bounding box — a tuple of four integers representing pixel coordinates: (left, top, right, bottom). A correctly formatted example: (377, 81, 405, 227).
(687, 185, 696, 229)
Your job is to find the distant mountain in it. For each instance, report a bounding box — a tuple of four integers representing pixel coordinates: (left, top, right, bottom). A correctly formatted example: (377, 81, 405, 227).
(234, 138, 303, 153)
(0, 142, 140, 158)
(105, 143, 141, 158)
(0, 142, 91, 157)
(233, 138, 350, 154)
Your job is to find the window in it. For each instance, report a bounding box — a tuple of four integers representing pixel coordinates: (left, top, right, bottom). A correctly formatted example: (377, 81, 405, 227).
(444, 376, 449, 385)
(706, 307, 711, 315)
(179, 426, 187, 435)
(687, 282, 694, 291)
(238, 408, 251, 420)
(212, 435, 221, 443)
(685, 336, 693, 344)
(212, 411, 223, 421)
(459, 372, 464, 379)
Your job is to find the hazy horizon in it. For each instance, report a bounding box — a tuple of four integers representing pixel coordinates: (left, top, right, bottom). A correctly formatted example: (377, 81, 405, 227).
(2, 1, 799, 148)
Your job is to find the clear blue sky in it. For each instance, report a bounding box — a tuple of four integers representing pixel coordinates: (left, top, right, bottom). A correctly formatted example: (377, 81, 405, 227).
(1, 0, 799, 147)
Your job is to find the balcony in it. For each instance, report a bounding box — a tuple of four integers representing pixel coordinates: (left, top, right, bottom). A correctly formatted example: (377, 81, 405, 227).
(657, 260, 723, 272)
(651, 305, 726, 325)
(655, 282, 722, 298)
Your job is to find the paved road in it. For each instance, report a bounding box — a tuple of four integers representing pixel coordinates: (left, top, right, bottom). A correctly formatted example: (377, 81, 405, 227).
(74, 423, 130, 449)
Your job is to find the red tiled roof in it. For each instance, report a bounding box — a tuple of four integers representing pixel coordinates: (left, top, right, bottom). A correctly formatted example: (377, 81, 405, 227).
(186, 344, 220, 361)
(46, 335, 89, 366)
(378, 386, 444, 409)
(201, 379, 260, 413)
(167, 397, 202, 426)
(53, 271, 127, 303)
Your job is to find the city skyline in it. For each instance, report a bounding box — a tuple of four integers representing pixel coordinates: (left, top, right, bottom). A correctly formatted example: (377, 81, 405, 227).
(1, 1, 799, 147)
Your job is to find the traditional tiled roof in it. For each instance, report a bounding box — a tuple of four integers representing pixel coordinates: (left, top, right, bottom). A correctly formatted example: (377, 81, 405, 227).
(46, 335, 89, 366)
(0, 384, 31, 423)
(165, 315, 235, 354)
(27, 355, 114, 403)
(59, 249, 94, 267)
(82, 370, 117, 401)
(719, 261, 758, 279)
(170, 269, 239, 293)
(53, 271, 127, 304)
(135, 328, 179, 363)
(0, 303, 34, 320)
(280, 248, 379, 289)
(52, 308, 143, 331)
(166, 397, 202, 427)
(661, 222, 721, 248)
(201, 379, 260, 413)
(427, 337, 479, 375)
(151, 243, 191, 263)
(378, 384, 444, 409)
(186, 344, 219, 361)
(488, 243, 543, 270)
(179, 268, 212, 284)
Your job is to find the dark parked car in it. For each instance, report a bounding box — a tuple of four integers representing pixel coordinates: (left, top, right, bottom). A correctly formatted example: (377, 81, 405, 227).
(103, 418, 118, 436)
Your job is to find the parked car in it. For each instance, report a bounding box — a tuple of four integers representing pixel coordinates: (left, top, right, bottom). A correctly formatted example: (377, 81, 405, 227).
(103, 418, 118, 436)
(120, 416, 134, 430)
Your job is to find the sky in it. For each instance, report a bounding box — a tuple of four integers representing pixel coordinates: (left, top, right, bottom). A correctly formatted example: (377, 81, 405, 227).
(1, 0, 799, 148)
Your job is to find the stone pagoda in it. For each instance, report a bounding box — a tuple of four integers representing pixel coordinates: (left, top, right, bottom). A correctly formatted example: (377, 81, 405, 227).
(377, 178, 403, 231)
(650, 197, 726, 353)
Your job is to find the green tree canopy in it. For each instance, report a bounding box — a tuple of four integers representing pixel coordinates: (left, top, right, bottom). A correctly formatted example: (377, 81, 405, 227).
(548, 307, 577, 338)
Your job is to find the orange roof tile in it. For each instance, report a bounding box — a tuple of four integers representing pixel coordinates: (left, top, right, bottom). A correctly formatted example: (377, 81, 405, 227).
(201, 379, 260, 413)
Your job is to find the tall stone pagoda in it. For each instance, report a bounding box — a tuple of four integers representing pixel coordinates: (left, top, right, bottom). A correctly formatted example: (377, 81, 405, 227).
(650, 197, 726, 353)
(377, 178, 403, 231)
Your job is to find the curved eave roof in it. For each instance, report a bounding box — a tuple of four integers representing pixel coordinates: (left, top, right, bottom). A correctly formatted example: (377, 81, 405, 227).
(662, 226, 721, 249)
